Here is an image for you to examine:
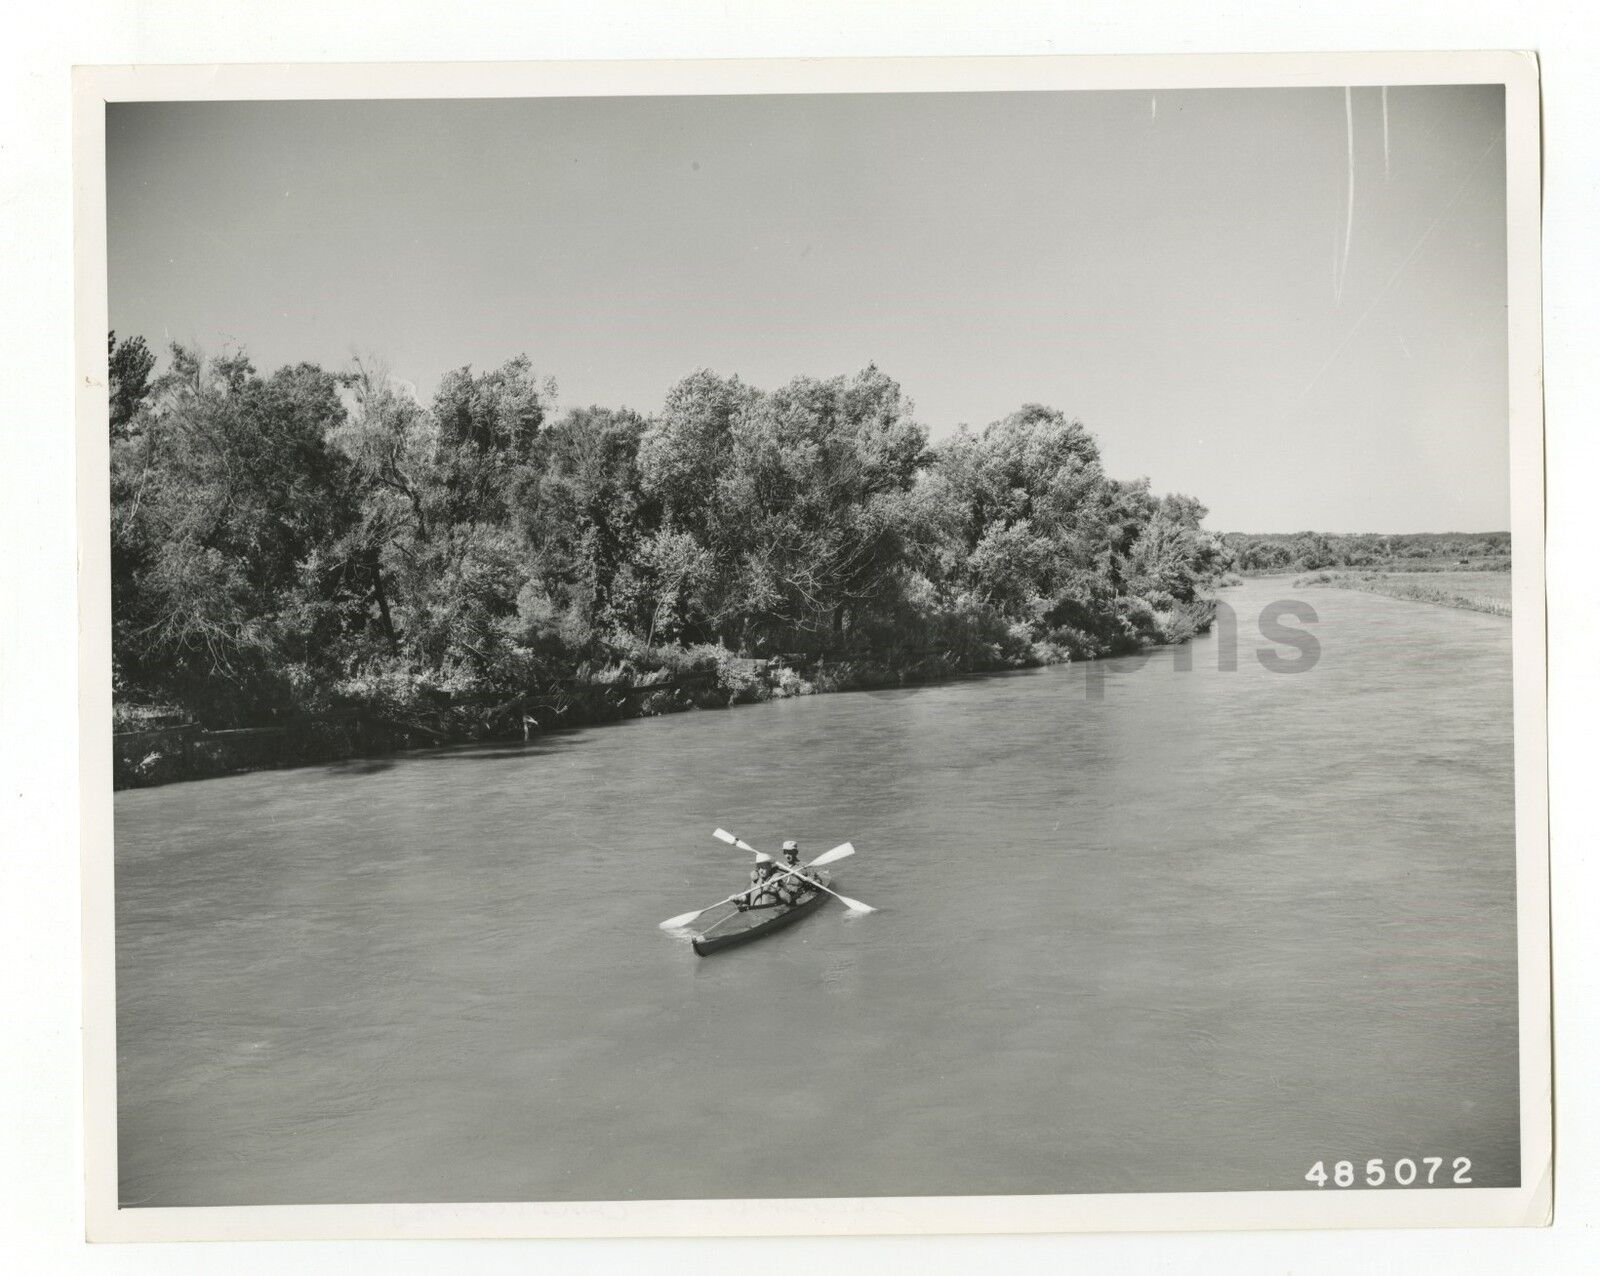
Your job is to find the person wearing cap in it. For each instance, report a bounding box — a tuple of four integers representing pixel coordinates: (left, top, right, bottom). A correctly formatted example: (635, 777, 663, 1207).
(771, 839, 816, 906)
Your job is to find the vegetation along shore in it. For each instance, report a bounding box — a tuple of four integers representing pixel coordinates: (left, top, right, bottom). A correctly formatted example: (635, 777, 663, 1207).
(1293, 569, 1512, 618)
(1226, 529, 1513, 618)
(109, 335, 1229, 787)
(1224, 529, 1510, 576)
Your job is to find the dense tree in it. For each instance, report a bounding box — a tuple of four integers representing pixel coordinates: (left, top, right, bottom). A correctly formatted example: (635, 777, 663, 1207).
(521, 406, 651, 637)
(430, 356, 553, 524)
(714, 366, 927, 646)
(112, 345, 361, 722)
(108, 331, 156, 440)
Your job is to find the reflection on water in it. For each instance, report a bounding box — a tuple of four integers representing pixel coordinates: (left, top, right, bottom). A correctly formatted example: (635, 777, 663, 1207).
(115, 579, 1519, 1205)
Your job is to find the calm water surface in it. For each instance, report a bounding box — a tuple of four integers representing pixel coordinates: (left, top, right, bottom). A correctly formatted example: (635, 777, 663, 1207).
(115, 579, 1519, 1204)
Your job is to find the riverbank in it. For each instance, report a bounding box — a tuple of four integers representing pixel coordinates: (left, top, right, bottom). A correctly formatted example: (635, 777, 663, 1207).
(1294, 569, 1513, 617)
(113, 597, 1220, 789)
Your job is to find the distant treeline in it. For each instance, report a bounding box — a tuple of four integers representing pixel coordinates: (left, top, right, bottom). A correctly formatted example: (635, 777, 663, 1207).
(109, 333, 1227, 739)
(1222, 530, 1511, 575)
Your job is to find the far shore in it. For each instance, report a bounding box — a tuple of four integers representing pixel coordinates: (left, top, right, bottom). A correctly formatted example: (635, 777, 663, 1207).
(1293, 568, 1512, 618)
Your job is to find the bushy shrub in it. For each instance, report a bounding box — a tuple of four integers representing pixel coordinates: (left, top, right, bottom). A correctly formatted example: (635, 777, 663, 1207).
(770, 665, 813, 698)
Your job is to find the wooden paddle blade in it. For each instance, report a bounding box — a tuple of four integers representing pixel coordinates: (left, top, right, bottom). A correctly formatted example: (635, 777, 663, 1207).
(811, 842, 855, 866)
(835, 895, 876, 913)
(659, 909, 705, 930)
(712, 828, 737, 844)
(734, 838, 760, 854)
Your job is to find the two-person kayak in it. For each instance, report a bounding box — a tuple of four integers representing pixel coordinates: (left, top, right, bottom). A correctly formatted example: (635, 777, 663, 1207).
(691, 872, 831, 956)
(657, 832, 875, 954)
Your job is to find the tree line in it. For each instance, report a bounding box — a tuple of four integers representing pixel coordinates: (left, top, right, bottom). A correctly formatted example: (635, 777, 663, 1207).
(109, 334, 1228, 731)
(1224, 530, 1511, 575)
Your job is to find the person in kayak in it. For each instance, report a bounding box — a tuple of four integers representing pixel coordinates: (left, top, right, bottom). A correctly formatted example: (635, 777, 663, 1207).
(771, 840, 818, 906)
(734, 859, 783, 911)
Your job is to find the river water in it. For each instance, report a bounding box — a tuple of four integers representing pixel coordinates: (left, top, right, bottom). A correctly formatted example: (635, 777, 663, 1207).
(114, 577, 1520, 1205)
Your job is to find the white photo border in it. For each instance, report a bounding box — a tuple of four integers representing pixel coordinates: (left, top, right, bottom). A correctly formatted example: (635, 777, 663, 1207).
(75, 50, 1549, 1242)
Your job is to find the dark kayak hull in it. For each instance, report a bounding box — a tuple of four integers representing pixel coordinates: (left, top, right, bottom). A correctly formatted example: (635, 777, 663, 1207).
(692, 886, 829, 956)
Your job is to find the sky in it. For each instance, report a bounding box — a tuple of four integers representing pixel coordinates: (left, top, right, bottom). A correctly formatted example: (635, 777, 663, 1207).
(106, 86, 1508, 533)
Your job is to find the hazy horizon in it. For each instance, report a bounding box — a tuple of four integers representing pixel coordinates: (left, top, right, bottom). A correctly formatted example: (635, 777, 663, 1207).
(107, 87, 1509, 534)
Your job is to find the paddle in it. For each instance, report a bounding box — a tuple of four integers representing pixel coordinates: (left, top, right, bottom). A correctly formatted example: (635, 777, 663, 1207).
(659, 839, 870, 930)
(712, 827, 775, 863)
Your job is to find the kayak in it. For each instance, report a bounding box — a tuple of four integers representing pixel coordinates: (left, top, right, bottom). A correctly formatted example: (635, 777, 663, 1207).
(692, 874, 831, 956)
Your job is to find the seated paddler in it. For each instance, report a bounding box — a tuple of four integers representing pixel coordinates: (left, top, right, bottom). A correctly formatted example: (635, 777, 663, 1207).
(734, 859, 783, 911)
(771, 839, 817, 905)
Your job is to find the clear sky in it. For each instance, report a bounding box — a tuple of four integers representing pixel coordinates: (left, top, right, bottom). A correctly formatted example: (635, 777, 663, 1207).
(107, 86, 1508, 533)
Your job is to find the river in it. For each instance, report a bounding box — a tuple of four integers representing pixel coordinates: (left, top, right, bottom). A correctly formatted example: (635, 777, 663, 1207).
(114, 576, 1519, 1205)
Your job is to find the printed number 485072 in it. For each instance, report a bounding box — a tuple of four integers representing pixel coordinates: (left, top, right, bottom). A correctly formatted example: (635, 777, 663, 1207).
(1305, 1157, 1472, 1188)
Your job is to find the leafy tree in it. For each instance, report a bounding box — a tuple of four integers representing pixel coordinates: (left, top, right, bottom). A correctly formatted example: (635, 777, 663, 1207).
(636, 370, 759, 641)
(715, 366, 927, 646)
(928, 405, 1116, 642)
(108, 331, 156, 439)
(332, 358, 437, 540)
(431, 356, 553, 523)
(112, 345, 361, 722)
(520, 405, 651, 636)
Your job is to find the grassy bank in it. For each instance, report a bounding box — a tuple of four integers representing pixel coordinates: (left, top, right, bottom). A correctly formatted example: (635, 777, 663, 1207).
(1294, 569, 1512, 617)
